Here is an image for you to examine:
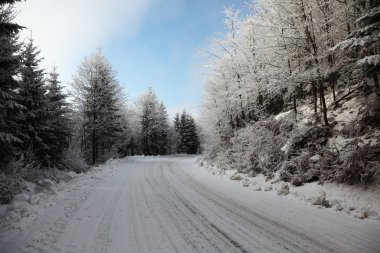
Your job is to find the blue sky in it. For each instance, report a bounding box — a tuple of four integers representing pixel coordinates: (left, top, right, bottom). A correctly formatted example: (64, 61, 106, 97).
(15, 0, 247, 118)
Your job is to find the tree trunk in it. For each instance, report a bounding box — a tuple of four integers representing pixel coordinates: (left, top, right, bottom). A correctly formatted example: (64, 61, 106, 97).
(332, 79, 336, 101)
(312, 82, 318, 113)
(319, 83, 329, 126)
(102, 141, 105, 162)
(92, 129, 96, 165)
(299, 83, 304, 99)
(293, 94, 297, 121)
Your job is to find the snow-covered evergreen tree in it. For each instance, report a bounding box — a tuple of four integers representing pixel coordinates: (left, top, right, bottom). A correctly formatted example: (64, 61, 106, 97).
(175, 110, 199, 154)
(333, 0, 380, 87)
(72, 50, 124, 165)
(44, 66, 71, 166)
(136, 88, 169, 155)
(155, 102, 169, 155)
(0, 1, 24, 169)
(18, 38, 50, 165)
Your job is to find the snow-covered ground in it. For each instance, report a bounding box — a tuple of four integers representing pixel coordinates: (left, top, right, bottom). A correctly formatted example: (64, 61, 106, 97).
(1, 156, 380, 253)
(201, 160, 380, 220)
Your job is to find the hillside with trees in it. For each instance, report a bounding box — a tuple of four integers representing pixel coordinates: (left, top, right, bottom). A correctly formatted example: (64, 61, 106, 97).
(201, 0, 380, 186)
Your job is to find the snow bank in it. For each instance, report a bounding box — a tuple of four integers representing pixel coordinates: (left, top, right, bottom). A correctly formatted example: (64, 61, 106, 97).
(0, 157, 127, 232)
(199, 161, 380, 220)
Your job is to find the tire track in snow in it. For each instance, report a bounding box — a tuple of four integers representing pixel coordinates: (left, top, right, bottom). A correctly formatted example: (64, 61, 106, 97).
(90, 186, 123, 253)
(165, 159, 380, 253)
(3, 156, 379, 253)
(164, 162, 340, 253)
(145, 164, 249, 253)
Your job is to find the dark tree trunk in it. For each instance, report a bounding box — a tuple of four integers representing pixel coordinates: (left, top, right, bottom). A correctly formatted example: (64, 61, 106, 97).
(92, 129, 96, 165)
(299, 83, 304, 99)
(312, 82, 318, 113)
(92, 107, 97, 165)
(319, 83, 329, 126)
(293, 94, 297, 120)
(102, 141, 105, 162)
(332, 79, 336, 101)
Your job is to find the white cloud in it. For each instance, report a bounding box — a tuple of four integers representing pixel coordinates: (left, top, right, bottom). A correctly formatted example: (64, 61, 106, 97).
(167, 104, 199, 121)
(15, 0, 156, 85)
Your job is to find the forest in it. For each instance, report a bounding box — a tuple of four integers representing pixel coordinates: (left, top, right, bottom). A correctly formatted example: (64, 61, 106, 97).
(0, 0, 200, 204)
(0, 1, 379, 252)
(201, 0, 379, 186)
(0, 0, 379, 205)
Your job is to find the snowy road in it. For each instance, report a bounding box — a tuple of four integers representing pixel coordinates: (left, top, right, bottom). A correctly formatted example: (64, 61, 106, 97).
(1, 156, 380, 253)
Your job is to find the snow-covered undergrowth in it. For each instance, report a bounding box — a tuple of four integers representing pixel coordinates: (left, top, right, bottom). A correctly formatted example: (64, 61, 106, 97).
(0, 158, 124, 231)
(199, 159, 380, 220)
(200, 89, 380, 219)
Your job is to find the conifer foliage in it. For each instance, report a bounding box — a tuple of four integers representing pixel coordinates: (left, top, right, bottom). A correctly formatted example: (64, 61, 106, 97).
(1, 1, 71, 170)
(72, 50, 124, 165)
(18, 38, 50, 165)
(44, 67, 71, 165)
(174, 111, 199, 154)
(136, 88, 169, 155)
(333, 0, 380, 85)
(0, 1, 24, 169)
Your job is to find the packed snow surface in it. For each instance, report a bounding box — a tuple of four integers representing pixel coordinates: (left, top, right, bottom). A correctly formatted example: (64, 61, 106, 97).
(1, 155, 379, 253)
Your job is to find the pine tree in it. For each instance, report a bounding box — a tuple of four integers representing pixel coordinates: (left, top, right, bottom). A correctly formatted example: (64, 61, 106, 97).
(72, 50, 123, 165)
(174, 113, 180, 132)
(175, 110, 199, 154)
(0, 0, 23, 37)
(18, 38, 50, 165)
(139, 89, 155, 155)
(334, 0, 380, 87)
(156, 102, 169, 155)
(44, 66, 71, 166)
(0, 1, 24, 169)
(137, 88, 169, 155)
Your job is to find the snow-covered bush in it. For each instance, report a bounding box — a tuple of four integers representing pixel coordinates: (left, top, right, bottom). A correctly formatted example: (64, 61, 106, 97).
(309, 190, 330, 208)
(290, 126, 330, 153)
(281, 139, 379, 186)
(277, 183, 289, 195)
(228, 117, 289, 175)
(0, 160, 26, 204)
(0, 173, 22, 204)
(279, 151, 317, 186)
(341, 121, 361, 138)
(62, 139, 89, 173)
(334, 143, 380, 185)
(20, 165, 73, 185)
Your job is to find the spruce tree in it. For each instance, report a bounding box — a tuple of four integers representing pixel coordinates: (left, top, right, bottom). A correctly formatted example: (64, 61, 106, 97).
(155, 102, 169, 155)
(44, 66, 71, 166)
(0, 0, 23, 37)
(334, 1, 380, 87)
(137, 88, 169, 155)
(72, 50, 123, 165)
(174, 113, 180, 132)
(175, 110, 199, 154)
(18, 38, 50, 165)
(0, 2, 24, 169)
